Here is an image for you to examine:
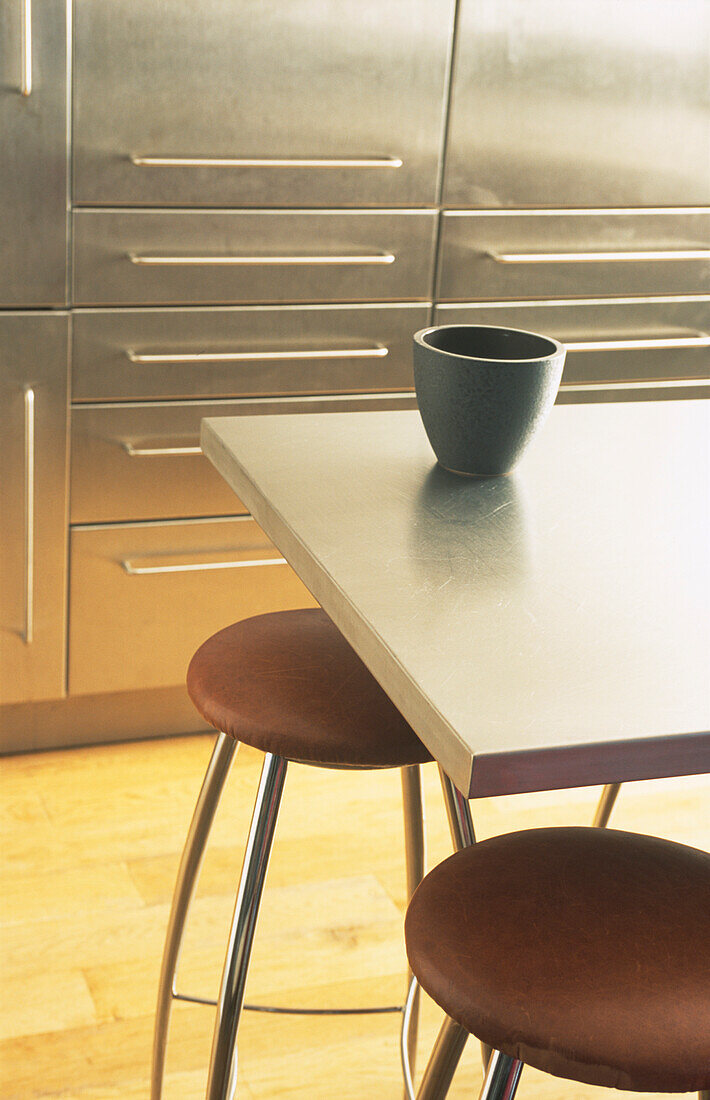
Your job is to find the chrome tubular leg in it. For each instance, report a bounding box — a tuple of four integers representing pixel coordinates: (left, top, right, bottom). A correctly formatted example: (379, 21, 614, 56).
(151, 732, 238, 1100)
(439, 767, 486, 1066)
(592, 782, 622, 828)
(478, 1048, 523, 1100)
(415, 1015, 469, 1099)
(438, 766, 476, 851)
(206, 752, 288, 1100)
(401, 765, 426, 1099)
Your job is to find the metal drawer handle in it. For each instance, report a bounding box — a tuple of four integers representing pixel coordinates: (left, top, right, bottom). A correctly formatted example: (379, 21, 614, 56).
(23, 387, 35, 644)
(128, 252, 396, 267)
(126, 345, 389, 364)
(561, 378, 710, 392)
(130, 155, 403, 169)
(565, 333, 710, 352)
(488, 249, 710, 264)
(19, 0, 32, 95)
(121, 557, 287, 575)
(122, 441, 202, 457)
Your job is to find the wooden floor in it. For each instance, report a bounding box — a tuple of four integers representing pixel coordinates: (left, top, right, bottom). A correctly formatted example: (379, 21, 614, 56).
(1, 732, 708, 1099)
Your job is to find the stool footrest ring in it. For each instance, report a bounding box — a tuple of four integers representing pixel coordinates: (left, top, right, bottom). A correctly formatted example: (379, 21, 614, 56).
(173, 990, 403, 1015)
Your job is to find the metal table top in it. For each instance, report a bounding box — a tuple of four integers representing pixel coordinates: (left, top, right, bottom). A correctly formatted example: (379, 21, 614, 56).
(202, 400, 710, 797)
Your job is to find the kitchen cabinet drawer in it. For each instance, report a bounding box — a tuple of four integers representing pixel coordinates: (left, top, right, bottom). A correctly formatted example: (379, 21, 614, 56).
(71, 304, 429, 402)
(73, 211, 438, 307)
(437, 211, 710, 302)
(444, 0, 710, 208)
(70, 393, 418, 525)
(68, 517, 318, 695)
(73, 0, 454, 208)
(434, 297, 710, 401)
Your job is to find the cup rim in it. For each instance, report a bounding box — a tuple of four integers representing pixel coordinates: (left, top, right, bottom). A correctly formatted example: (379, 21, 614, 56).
(414, 324, 565, 364)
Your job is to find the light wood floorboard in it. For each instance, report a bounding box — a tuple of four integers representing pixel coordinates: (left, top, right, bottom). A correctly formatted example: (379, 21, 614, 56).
(1, 734, 707, 1098)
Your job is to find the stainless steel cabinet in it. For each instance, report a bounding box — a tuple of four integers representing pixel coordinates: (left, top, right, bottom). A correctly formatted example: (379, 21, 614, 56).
(73, 0, 455, 208)
(0, 314, 69, 704)
(443, 0, 710, 208)
(71, 304, 429, 402)
(72, 211, 438, 306)
(435, 298, 710, 402)
(437, 211, 710, 301)
(0, 0, 68, 305)
(68, 517, 318, 695)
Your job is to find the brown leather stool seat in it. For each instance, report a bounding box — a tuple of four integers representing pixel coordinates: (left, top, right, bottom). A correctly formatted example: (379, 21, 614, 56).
(405, 826, 710, 1093)
(187, 608, 433, 768)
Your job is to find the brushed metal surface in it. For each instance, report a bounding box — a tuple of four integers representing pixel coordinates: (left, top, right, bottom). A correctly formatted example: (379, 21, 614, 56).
(68, 517, 318, 696)
(435, 297, 710, 397)
(0, 0, 68, 305)
(0, 313, 69, 704)
(72, 0, 454, 207)
(70, 394, 417, 525)
(443, 0, 710, 207)
(202, 403, 710, 797)
(437, 211, 710, 301)
(73, 211, 438, 306)
(71, 304, 429, 402)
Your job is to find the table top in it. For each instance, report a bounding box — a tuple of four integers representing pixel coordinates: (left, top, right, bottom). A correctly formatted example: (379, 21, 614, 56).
(202, 400, 710, 797)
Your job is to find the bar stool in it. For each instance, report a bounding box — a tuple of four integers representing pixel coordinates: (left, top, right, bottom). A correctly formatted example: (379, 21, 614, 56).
(152, 608, 441, 1100)
(405, 826, 710, 1099)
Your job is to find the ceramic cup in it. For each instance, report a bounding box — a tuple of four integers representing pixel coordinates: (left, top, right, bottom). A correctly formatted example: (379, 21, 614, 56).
(413, 324, 566, 476)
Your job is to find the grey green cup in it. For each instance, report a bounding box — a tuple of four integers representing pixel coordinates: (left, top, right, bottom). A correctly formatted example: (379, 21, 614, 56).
(413, 324, 566, 476)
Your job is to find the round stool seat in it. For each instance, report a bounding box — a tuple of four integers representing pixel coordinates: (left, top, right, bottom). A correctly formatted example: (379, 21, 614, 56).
(187, 609, 433, 768)
(405, 827, 710, 1093)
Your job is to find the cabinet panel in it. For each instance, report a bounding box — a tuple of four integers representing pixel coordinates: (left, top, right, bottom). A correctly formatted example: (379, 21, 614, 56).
(0, 314, 69, 704)
(0, 0, 68, 305)
(444, 0, 710, 208)
(73, 0, 454, 207)
(73, 211, 438, 306)
(70, 394, 418, 525)
(434, 298, 710, 401)
(438, 211, 710, 301)
(68, 518, 318, 695)
(71, 304, 428, 402)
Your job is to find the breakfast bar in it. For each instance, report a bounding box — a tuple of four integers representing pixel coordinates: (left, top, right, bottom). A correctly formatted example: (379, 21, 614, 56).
(201, 399, 710, 799)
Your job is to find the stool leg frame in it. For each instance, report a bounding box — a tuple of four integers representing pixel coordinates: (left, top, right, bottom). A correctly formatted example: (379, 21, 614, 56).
(151, 732, 238, 1100)
(206, 752, 288, 1100)
(592, 782, 621, 828)
(401, 765, 426, 1099)
(478, 1049, 523, 1100)
(416, 1015, 469, 1099)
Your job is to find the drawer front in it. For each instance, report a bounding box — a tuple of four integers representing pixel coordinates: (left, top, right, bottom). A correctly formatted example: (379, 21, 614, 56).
(444, 0, 710, 208)
(437, 211, 710, 301)
(73, 0, 454, 208)
(73, 211, 438, 306)
(434, 298, 710, 401)
(68, 518, 318, 695)
(70, 393, 418, 525)
(72, 304, 429, 402)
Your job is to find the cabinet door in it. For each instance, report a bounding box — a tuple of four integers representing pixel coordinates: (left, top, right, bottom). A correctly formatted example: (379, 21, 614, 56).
(73, 0, 455, 207)
(0, 1, 68, 305)
(444, 0, 710, 208)
(0, 314, 69, 704)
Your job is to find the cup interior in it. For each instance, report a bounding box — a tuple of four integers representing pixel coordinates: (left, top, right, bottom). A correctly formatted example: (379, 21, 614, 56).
(420, 325, 559, 362)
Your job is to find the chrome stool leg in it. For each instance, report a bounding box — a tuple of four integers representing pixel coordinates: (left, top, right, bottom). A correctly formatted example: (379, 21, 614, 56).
(401, 765, 426, 1098)
(478, 1049, 523, 1100)
(151, 732, 238, 1100)
(416, 1015, 469, 1099)
(206, 752, 288, 1100)
(592, 782, 622, 828)
(439, 768, 487, 1071)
